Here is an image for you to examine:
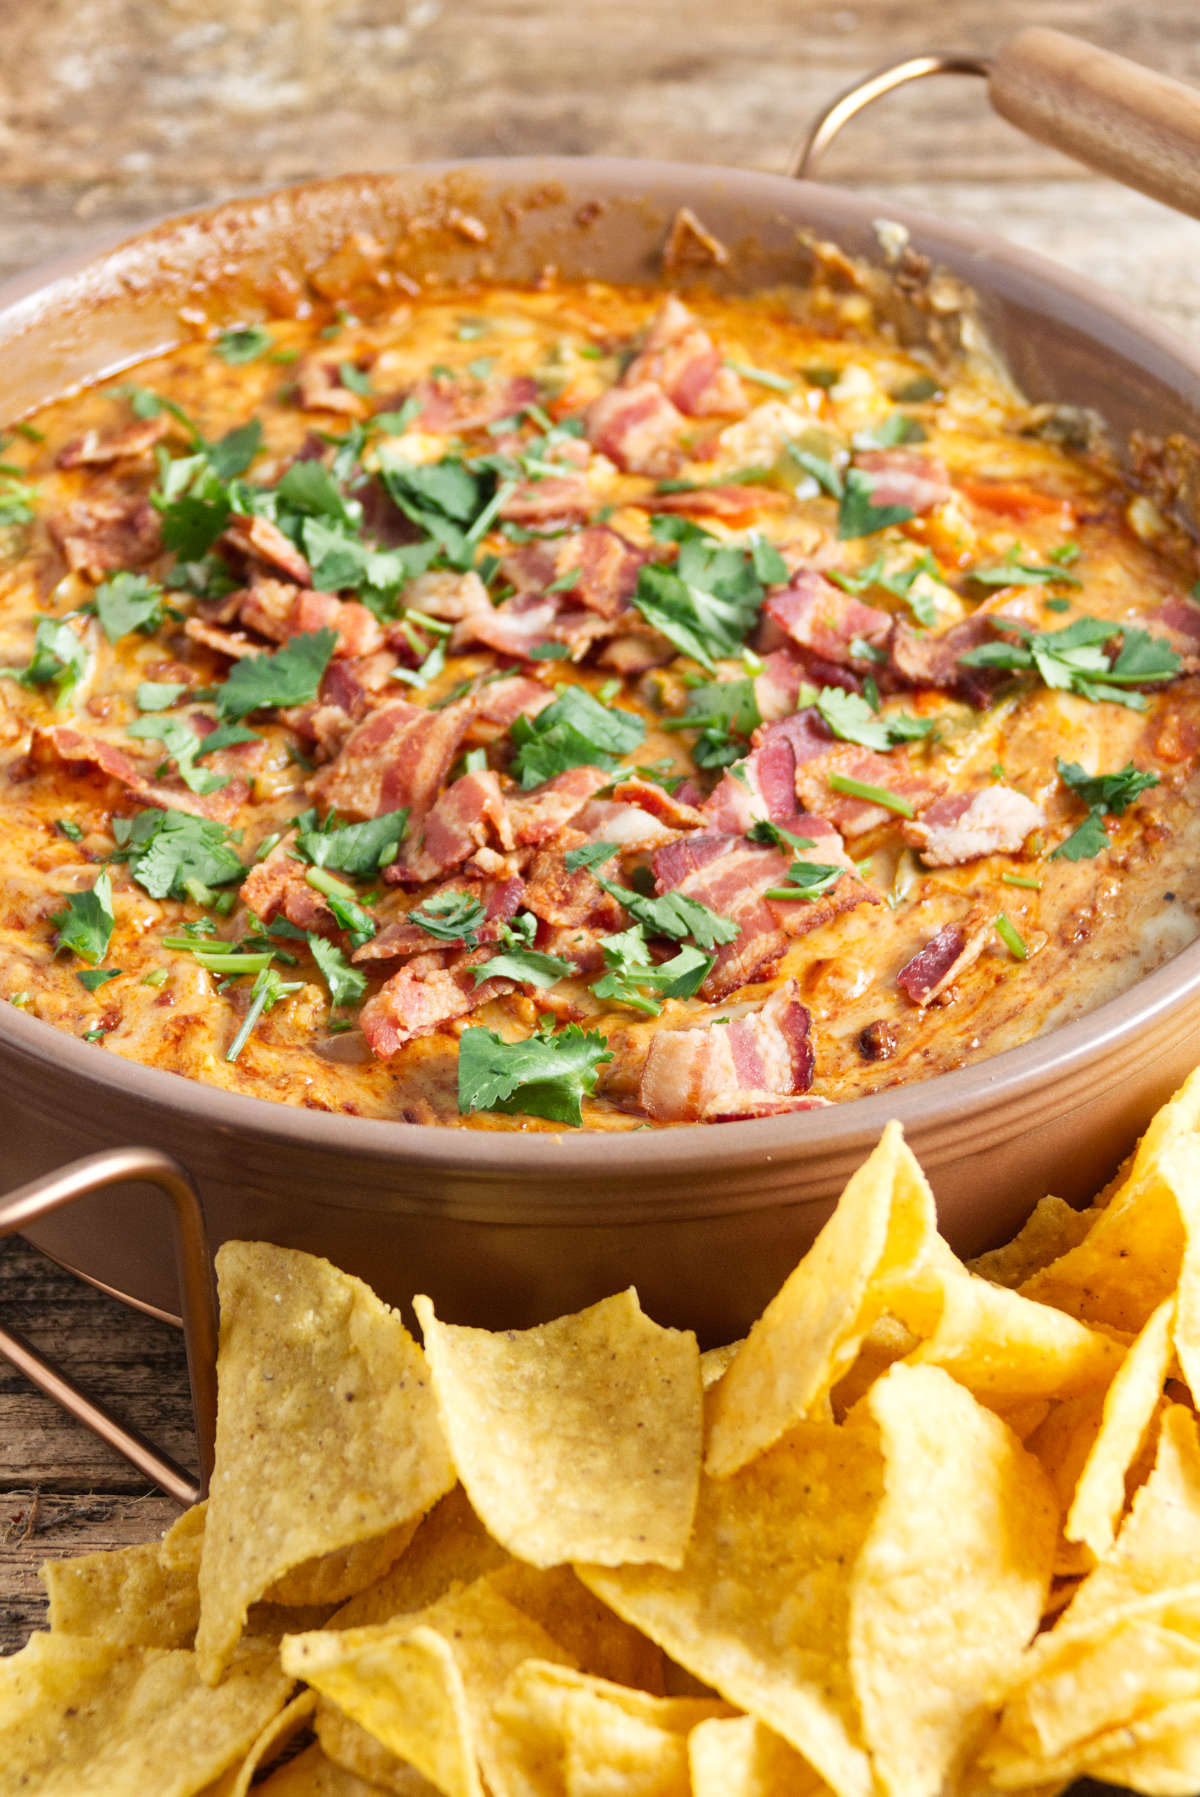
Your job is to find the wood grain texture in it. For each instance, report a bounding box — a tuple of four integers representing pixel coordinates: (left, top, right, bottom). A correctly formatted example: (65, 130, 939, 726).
(2, 0, 1199, 1664)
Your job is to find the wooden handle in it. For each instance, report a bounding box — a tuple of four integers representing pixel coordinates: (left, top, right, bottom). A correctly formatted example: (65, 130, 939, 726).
(990, 27, 1200, 220)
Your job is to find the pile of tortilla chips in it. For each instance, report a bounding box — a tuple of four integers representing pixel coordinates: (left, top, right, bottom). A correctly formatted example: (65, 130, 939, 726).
(9, 1074, 1200, 1797)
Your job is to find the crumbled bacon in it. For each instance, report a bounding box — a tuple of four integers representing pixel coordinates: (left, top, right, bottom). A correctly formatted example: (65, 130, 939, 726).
(522, 851, 624, 929)
(360, 951, 512, 1057)
(184, 618, 259, 660)
(903, 787, 1044, 867)
(30, 724, 247, 823)
(794, 746, 944, 838)
(222, 514, 313, 586)
(452, 592, 611, 662)
(468, 676, 554, 730)
(295, 356, 369, 417)
(583, 383, 685, 478)
(48, 496, 162, 579)
(57, 413, 170, 468)
(896, 919, 990, 1007)
(622, 297, 747, 418)
(235, 579, 384, 658)
(354, 878, 525, 963)
(307, 695, 475, 820)
(411, 373, 539, 435)
(646, 484, 787, 524)
(702, 710, 835, 832)
(239, 839, 336, 936)
(397, 570, 491, 624)
(763, 571, 891, 668)
(636, 980, 815, 1122)
(853, 449, 952, 514)
(506, 767, 613, 847)
(389, 770, 514, 884)
(499, 477, 592, 526)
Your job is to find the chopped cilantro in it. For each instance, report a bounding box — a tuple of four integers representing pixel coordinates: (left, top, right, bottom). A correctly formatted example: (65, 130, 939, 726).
(0, 473, 36, 527)
(116, 809, 244, 901)
(837, 468, 916, 540)
(4, 619, 88, 706)
(724, 359, 795, 393)
(214, 324, 274, 364)
(632, 520, 768, 672)
(457, 1022, 613, 1126)
(802, 366, 840, 389)
(814, 687, 935, 753)
(409, 889, 486, 947)
(852, 413, 926, 450)
(993, 913, 1028, 960)
(664, 676, 760, 769)
(563, 840, 620, 873)
(592, 924, 712, 1014)
(77, 968, 122, 991)
(1051, 758, 1160, 861)
(293, 808, 409, 878)
(56, 819, 84, 842)
(959, 616, 1181, 710)
(529, 642, 571, 661)
(307, 933, 367, 1007)
(226, 966, 304, 1062)
(215, 628, 337, 721)
(890, 373, 941, 403)
(968, 547, 1082, 589)
(828, 550, 941, 627)
(338, 361, 372, 397)
(763, 860, 845, 902)
(51, 871, 114, 965)
(135, 680, 190, 712)
(596, 878, 739, 950)
(787, 441, 843, 498)
(378, 452, 497, 569)
(826, 772, 915, 817)
(126, 716, 230, 796)
(509, 686, 645, 789)
(471, 913, 575, 988)
(303, 867, 377, 946)
(1052, 813, 1111, 861)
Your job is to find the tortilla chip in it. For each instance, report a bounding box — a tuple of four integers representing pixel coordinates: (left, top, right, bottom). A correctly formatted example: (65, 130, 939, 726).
(331, 1487, 508, 1630)
(255, 1740, 398, 1794)
(705, 1120, 937, 1479)
(687, 1715, 828, 1797)
(196, 1243, 455, 1683)
(414, 1289, 701, 1569)
(1163, 1135, 1200, 1406)
(282, 1580, 576, 1797)
(0, 1634, 290, 1797)
(848, 1363, 1058, 1797)
(317, 1701, 438, 1796)
(1065, 1298, 1174, 1558)
(581, 1420, 881, 1797)
(698, 1342, 740, 1390)
(967, 1196, 1096, 1290)
(224, 1691, 319, 1797)
(493, 1662, 727, 1797)
(42, 1527, 201, 1649)
(488, 1562, 665, 1691)
(1019, 1068, 1200, 1333)
(1083, 1696, 1200, 1789)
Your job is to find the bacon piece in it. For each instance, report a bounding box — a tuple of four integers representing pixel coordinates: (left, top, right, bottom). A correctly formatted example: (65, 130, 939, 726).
(307, 695, 475, 821)
(607, 777, 704, 832)
(764, 571, 892, 668)
(320, 650, 398, 717)
(584, 383, 685, 478)
(354, 878, 524, 963)
(702, 710, 836, 833)
(296, 356, 369, 417)
(233, 579, 384, 658)
(595, 630, 676, 675)
(240, 840, 336, 936)
(637, 981, 814, 1122)
(702, 1091, 831, 1122)
(958, 477, 1072, 521)
(622, 298, 747, 418)
(646, 484, 786, 525)
(853, 450, 952, 514)
(360, 951, 512, 1057)
(754, 648, 811, 723)
(222, 514, 313, 586)
(896, 919, 989, 1007)
(468, 676, 554, 729)
(554, 527, 646, 619)
(887, 591, 1044, 706)
(903, 786, 1044, 867)
(652, 824, 869, 998)
(499, 476, 592, 525)
(505, 766, 613, 848)
(48, 497, 162, 579)
(398, 570, 491, 624)
(573, 799, 680, 852)
(184, 618, 259, 660)
(57, 414, 169, 468)
(389, 770, 514, 884)
(412, 373, 539, 435)
(454, 593, 612, 662)
(794, 747, 944, 838)
(522, 850, 624, 929)
(30, 724, 247, 822)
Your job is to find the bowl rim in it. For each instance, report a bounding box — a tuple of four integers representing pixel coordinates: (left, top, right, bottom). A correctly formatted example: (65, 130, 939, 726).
(3, 153, 1200, 1181)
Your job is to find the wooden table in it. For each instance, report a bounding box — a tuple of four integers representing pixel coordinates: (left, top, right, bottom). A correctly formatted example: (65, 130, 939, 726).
(3, 0, 1200, 1658)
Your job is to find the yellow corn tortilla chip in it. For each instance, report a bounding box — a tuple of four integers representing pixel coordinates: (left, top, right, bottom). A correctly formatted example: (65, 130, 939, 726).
(705, 1120, 936, 1479)
(42, 1518, 202, 1649)
(1082, 1696, 1200, 1789)
(687, 1715, 828, 1797)
(414, 1289, 701, 1569)
(1018, 1067, 1200, 1333)
(331, 1487, 509, 1630)
(256, 1740, 398, 1794)
(317, 1700, 438, 1797)
(282, 1580, 577, 1797)
(197, 1243, 455, 1683)
(1161, 1134, 1200, 1406)
(580, 1420, 881, 1797)
(223, 1691, 319, 1797)
(493, 1662, 728, 1797)
(489, 1562, 665, 1692)
(967, 1196, 1096, 1290)
(0, 1634, 291, 1797)
(1065, 1298, 1174, 1558)
(849, 1363, 1058, 1797)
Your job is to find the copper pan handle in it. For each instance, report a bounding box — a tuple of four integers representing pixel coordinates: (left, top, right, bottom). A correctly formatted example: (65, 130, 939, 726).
(795, 27, 1200, 225)
(0, 1148, 218, 1504)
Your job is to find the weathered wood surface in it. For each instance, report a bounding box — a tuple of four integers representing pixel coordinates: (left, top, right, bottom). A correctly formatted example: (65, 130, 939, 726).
(2, 0, 1200, 1659)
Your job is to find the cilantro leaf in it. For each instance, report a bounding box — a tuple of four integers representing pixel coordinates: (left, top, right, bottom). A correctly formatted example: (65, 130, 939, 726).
(471, 914, 576, 989)
(4, 619, 88, 706)
(93, 573, 165, 644)
(274, 460, 355, 523)
(51, 871, 114, 965)
(592, 925, 712, 1014)
(814, 686, 935, 752)
(135, 680, 189, 712)
(378, 453, 497, 569)
(294, 809, 409, 878)
(763, 859, 845, 901)
(214, 324, 274, 365)
(0, 472, 36, 527)
(226, 965, 304, 1063)
(117, 809, 245, 901)
(597, 879, 740, 950)
(509, 686, 645, 789)
(787, 441, 843, 497)
(960, 616, 1181, 710)
(837, 468, 915, 540)
(126, 716, 230, 795)
(303, 867, 377, 946)
(563, 840, 621, 873)
(409, 890, 486, 947)
(77, 967, 122, 991)
(215, 629, 337, 721)
(828, 551, 940, 627)
(1051, 812, 1111, 861)
(666, 676, 761, 769)
(457, 1022, 613, 1126)
(852, 413, 926, 450)
(307, 933, 368, 1007)
(968, 547, 1082, 589)
(1057, 758, 1160, 815)
(207, 420, 264, 483)
(632, 520, 768, 672)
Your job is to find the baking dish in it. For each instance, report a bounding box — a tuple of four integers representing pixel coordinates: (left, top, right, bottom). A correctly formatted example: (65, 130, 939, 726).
(2, 28, 1200, 1359)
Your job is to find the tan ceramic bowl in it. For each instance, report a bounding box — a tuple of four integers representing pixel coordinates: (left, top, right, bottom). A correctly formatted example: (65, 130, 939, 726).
(4, 161, 1200, 1341)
